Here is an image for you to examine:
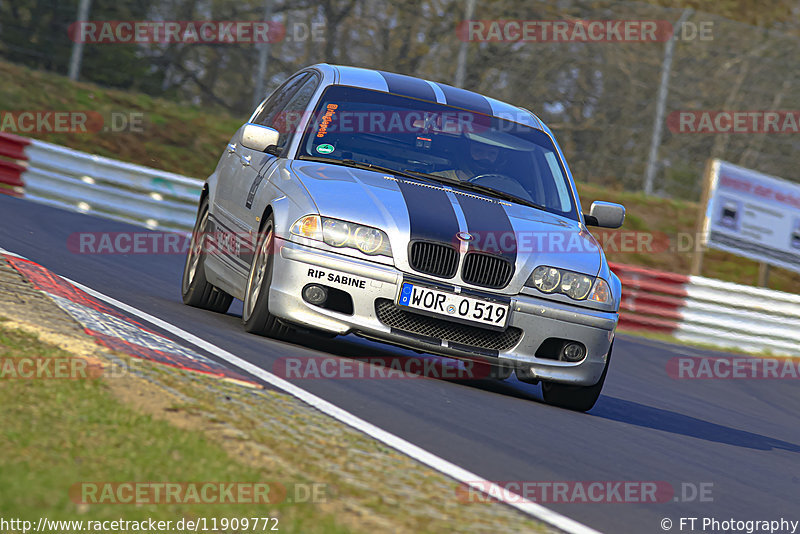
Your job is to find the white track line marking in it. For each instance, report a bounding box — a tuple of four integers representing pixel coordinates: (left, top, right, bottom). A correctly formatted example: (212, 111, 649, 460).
(0, 249, 25, 259)
(1, 247, 601, 534)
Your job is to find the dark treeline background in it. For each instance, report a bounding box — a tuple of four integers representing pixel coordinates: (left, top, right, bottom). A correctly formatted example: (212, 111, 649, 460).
(1, 0, 798, 198)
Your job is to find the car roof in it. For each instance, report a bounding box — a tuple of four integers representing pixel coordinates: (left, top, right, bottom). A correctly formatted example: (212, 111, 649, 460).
(309, 64, 544, 131)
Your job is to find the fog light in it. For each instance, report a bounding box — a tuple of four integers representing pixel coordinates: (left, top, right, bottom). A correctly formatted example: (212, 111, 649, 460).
(561, 342, 586, 362)
(303, 284, 328, 306)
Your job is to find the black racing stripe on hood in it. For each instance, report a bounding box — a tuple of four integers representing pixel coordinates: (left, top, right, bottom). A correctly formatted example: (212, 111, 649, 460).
(435, 83, 493, 117)
(455, 193, 517, 265)
(395, 179, 460, 245)
(378, 71, 437, 102)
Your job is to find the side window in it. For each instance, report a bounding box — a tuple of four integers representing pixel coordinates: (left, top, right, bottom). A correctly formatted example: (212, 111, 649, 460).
(271, 75, 319, 152)
(251, 72, 311, 128)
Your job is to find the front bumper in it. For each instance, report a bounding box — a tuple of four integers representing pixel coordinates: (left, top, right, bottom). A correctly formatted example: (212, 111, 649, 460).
(269, 238, 617, 386)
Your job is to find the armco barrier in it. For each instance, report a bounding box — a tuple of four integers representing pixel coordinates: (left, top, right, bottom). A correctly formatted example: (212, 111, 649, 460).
(2, 133, 798, 356)
(0, 133, 203, 232)
(676, 276, 800, 357)
(610, 262, 689, 335)
(611, 262, 800, 357)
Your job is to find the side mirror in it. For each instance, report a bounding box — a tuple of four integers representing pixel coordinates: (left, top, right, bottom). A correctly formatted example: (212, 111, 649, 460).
(240, 123, 280, 153)
(584, 201, 625, 229)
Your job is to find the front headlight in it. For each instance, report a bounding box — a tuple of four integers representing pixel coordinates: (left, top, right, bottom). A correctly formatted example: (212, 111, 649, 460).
(322, 218, 351, 247)
(291, 215, 392, 257)
(530, 266, 561, 293)
(352, 226, 387, 254)
(527, 265, 609, 302)
(560, 271, 593, 300)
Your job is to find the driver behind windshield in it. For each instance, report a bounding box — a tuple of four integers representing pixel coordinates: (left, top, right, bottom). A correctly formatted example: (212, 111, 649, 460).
(433, 141, 500, 182)
(432, 138, 535, 202)
(298, 84, 579, 220)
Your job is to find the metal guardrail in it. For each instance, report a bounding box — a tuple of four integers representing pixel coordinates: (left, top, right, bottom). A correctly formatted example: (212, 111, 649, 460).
(2, 133, 799, 356)
(611, 262, 689, 334)
(611, 262, 800, 357)
(0, 133, 29, 198)
(0, 133, 203, 233)
(676, 276, 800, 357)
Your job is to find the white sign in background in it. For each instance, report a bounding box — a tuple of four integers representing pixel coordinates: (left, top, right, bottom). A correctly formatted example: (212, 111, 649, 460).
(703, 159, 800, 274)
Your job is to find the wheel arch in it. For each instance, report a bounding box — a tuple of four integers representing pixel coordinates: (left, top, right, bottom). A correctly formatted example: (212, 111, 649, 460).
(199, 184, 209, 209)
(259, 204, 274, 232)
(260, 195, 295, 239)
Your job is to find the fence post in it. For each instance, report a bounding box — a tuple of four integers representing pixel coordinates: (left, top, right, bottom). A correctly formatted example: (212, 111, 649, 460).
(643, 8, 692, 195)
(67, 0, 92, 81)
(690, 158, 717, 276)
(453, 0, 477, 88)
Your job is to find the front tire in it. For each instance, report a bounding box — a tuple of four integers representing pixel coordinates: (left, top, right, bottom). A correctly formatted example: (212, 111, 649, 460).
(181, 198, 233, 313)
(541, 343, 613, 412)
(242, 215, 291, 338)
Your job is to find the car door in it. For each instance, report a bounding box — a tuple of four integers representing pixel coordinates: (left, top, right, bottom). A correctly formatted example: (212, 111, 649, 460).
(230, 71, 320, 229)
(215, 72, 309, 230)
(213, 71, 318, 276)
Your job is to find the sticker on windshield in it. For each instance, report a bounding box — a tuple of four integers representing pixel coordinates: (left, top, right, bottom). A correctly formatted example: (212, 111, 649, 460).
(316, 143, 335, 154)
(415, 136, 432, 150)
(316, 103, 338, 138)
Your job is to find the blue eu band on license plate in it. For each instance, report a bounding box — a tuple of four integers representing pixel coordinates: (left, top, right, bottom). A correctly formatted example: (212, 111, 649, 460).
(398, 283, 509, 328)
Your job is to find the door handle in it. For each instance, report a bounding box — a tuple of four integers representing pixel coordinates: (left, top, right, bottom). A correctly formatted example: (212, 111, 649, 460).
(227, 143, 237, 154)
(239, 154, 251, 167)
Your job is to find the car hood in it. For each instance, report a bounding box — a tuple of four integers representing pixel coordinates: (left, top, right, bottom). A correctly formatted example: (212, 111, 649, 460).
(290, 160, 603, 290)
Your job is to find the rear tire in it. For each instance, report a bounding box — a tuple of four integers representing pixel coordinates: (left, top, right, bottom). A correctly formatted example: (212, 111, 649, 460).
(181, 198, 233, 313)
(242, 215, 291, 338)
(541, 343, 613, 412)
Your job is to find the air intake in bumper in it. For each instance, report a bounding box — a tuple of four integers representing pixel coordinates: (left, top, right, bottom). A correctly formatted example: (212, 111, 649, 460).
(375, 298, 522, 352)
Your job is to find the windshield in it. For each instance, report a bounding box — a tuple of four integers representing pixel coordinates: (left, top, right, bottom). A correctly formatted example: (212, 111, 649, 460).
(297, 85, 578, 220)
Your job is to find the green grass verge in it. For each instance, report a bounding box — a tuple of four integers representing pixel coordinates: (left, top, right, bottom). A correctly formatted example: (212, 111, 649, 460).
(0, 324, 352, 533)
(0, 60, 241, 178)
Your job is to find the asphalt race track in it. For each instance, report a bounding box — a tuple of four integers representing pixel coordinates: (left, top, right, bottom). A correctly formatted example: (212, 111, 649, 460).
(2, 194, 798, 533)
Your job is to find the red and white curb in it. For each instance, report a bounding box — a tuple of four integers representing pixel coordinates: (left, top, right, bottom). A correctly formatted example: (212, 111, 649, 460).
(1, 251, 258, 386)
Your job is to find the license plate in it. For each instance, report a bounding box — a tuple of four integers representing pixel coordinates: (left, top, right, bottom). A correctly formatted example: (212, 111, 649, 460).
(397, 283, 509, 328)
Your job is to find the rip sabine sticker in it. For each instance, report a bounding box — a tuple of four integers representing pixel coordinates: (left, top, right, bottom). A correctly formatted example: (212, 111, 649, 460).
(307, 268, 366, 289)
(315, 143, 335, 154)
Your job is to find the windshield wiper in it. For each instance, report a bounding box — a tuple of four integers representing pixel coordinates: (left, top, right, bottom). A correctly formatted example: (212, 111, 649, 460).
(298, 156, 547, 211)
(297, 156, 433, 183)
(399, 169, 548, 211)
